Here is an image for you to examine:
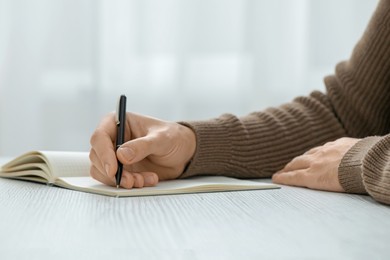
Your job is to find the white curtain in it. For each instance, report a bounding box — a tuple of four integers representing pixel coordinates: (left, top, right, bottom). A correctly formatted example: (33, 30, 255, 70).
(0, 0, 378, 156)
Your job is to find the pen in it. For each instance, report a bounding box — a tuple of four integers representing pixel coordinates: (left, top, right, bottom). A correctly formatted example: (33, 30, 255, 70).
(115, 95, 127, 188)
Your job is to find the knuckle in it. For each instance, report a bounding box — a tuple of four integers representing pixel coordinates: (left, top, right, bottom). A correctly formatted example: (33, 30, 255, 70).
(310, 161, 322, 169)
(289, 156, 300, 165)
(319, 148, 327, 154)
(133, 174, 144, 188)
(155, 130, 171, 143)
(121, 173, 134, 189)
(122, 180, 132, 189)
(90, 166, 99, 179)
(159, 125, 176, 142)
(90, 130, 104, 146)
(324, 141, 334, 147)
(89, 149, 95, 162)
(315, 149, 326, 157)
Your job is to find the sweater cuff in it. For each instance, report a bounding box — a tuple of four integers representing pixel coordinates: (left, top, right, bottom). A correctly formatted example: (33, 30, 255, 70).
(178, 115, 239, 178)
(338, 136, 381, 194)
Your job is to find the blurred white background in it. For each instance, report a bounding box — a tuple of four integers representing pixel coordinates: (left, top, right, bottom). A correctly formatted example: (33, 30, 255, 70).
(0, 0, 378, 156)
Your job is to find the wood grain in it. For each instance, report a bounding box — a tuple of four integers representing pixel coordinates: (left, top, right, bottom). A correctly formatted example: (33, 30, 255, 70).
(0, 178, 389, 260)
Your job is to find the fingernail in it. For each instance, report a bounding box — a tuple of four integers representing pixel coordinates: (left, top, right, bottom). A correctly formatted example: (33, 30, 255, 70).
(104, 164, 110, 176)
(119, 147, 135, 161)
(145, 176, 155, 186)
(120, 176, 127, 187)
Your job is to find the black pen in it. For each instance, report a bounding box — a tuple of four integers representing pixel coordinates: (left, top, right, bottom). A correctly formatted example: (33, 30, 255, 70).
(115, 95, 127, 188)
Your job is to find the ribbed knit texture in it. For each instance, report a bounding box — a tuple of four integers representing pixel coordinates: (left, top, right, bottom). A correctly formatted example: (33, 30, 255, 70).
(179, 0, 390, 204)
(338, 137, 381, 194)
(180, 92, 346, 178)
(362, 135, 390, 204)
(324, 0, 390, 138)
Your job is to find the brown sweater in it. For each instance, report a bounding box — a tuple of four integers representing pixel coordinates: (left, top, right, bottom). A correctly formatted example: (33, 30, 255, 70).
(180, 0, 390, 205)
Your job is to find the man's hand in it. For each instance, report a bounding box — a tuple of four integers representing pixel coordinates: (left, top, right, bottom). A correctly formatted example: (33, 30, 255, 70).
(272, 137, 360, 192)
(89, 112, 196, 189)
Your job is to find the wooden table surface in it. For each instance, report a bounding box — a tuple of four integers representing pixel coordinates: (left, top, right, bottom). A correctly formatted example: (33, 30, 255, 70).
(1, 156, 390, 259)
(0, 178, 389, 260)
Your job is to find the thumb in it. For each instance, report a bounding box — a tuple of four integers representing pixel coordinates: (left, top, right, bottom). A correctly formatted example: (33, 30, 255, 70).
(116, 136, 155, 165)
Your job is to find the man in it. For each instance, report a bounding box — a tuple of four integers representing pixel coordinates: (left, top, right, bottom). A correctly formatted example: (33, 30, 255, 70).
(90, 0, 390, 205)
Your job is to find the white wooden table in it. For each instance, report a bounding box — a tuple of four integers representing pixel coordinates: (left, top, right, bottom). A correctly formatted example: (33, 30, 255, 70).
(0, 161, 389, 259)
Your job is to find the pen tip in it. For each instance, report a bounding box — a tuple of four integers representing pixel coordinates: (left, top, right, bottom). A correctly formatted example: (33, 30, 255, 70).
(116, 185, 119, 189)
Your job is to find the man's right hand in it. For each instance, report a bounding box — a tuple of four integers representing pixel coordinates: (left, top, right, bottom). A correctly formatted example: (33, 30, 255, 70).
(89, 112, 196, 189)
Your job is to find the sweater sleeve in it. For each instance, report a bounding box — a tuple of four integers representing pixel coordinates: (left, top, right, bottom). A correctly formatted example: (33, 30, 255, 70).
(323, 0, 390, 138)
(339, 135, 390, 205)
(362, 135, 390, 204)
(338, 136, 381, 194)
(330, 0, 390, 205)
(179, 0, 390, 182)
(179, 91, 346, 179)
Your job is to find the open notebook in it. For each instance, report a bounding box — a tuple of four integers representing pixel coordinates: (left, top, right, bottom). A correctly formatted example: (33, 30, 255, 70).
(0, 151, 279, 197)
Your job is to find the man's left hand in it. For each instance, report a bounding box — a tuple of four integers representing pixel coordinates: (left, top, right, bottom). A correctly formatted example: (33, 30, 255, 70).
(272, 137, 360, 192)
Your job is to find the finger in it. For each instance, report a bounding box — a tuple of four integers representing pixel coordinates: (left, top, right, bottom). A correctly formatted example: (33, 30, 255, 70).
(132, 173, 144, 188)
(90, 113, 118, 177)
(89, 148, 105, 175)
(278, 155, 311, 173)
(120, 171, 159, 189)
(90, 165, 116, 187)
(272, 169, 309, 188)
(120, 172, 135, 189)
(117, 136, 157, 165)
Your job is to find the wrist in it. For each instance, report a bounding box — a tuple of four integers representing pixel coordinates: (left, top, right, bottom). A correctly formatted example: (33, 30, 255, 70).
(181, 124, 196, 165)
(338, 136, 381, 194)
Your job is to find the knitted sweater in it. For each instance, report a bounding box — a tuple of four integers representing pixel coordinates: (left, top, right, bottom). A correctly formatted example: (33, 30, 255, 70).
(180, 0, 390, 205)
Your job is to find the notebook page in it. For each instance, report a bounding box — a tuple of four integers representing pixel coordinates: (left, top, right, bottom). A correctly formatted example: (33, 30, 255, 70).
(40, 151, 90, 178)
(56, 176, 279, 197)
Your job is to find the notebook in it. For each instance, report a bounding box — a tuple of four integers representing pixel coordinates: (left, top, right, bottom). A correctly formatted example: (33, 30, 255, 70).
(0, 151, 279, 197)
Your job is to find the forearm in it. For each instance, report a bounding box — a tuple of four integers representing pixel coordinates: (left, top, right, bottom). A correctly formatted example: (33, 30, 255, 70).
(180, 91, 346, 179)
(324, 0, 390, 138)
(180, 0, 390, 181)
